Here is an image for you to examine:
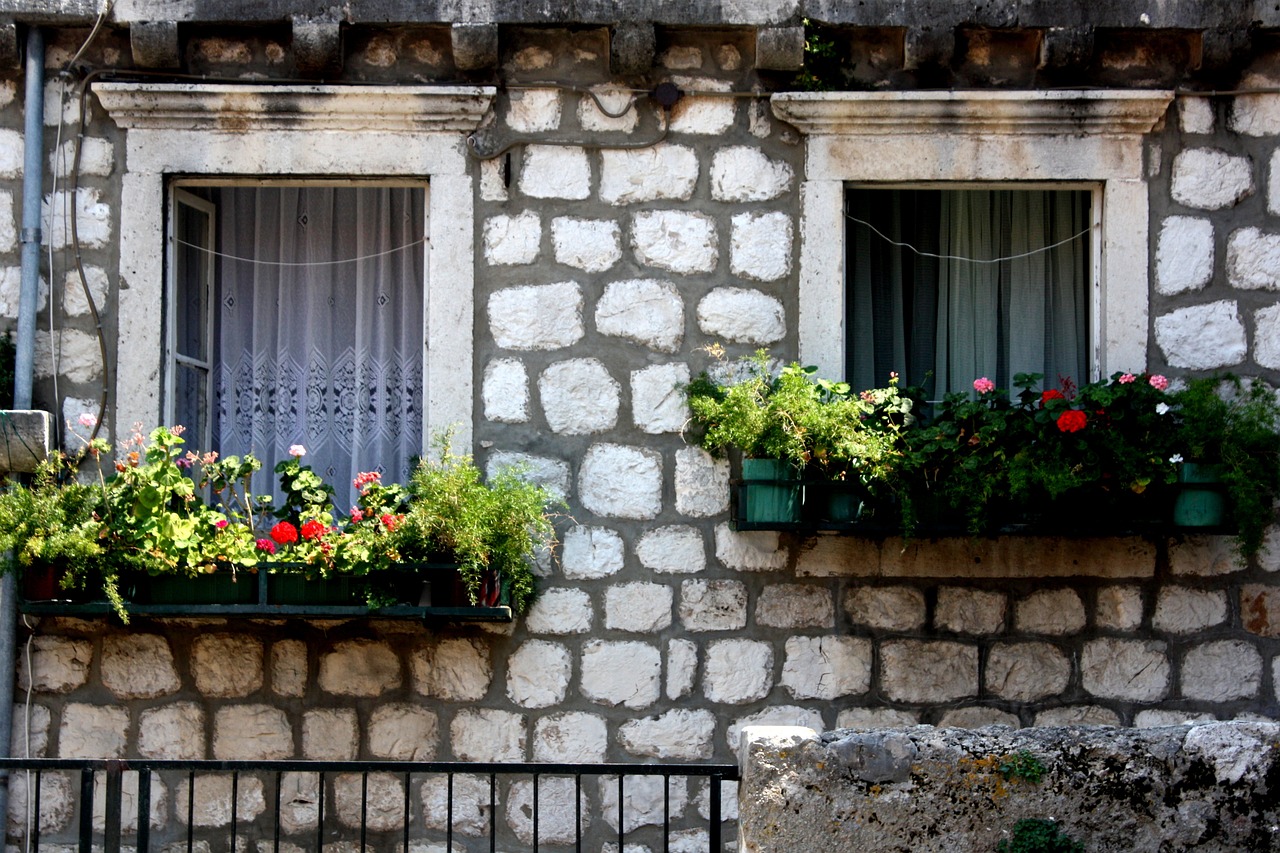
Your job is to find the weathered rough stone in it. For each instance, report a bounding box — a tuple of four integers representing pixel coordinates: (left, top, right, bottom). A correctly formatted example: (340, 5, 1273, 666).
(525, 587, 594, 634)
(667, 76, 735, 135)
(596, 279, 684, 353)
(703, 639, 773, 704)
(488, 282, 584, 351)
(138, 702, 205, 759)
(600, 774, 689, 833)
(938, 707, 1021, 728)
(1081, 638, 1170, 701)
(552, 217, 622, 272)
(632, 362, 691, 433)
(301, 709, 357, 760)
(1033, 705, 1121, 727)
(757, 26, 805, 70)
(539, 358, 620, 434)
(58, 703, 128, 759)
(1170, 148, 1254, 210)
(579, 85, 640, 133)
(50, 137, 113, 179)
(271, 639, 308, 697)
(605, 582, 674, 632)
(90, 767, 167, 834)
(1180, 97, 1215, 133)
(0, 128, 22, 175)
(507, 776, 584, 845)
(1227, 226, 1280, 291)
(33, 329, 102, 383)
(0, 192, 13, 252)
(487, 451, 571, 500)
(711, 146, 793, 202)
(101, 634, 180, 699)
(18, 635, 91, 693)
(717, 43, 742, 70)
(1182, 640, 1262, 701)
(757, 584, 833, 628)
(727, 707, 824, 752)
(667, 638, 698, 699)
(506, 88, 561, 132)
(11, 702, 50, 758)
(1256, 304, 1280, 370)
(519, 145, 591, 200)
(674, 448, 730, 518)
(580, 640, 661, 709)
(1135, 709, 1216, 727)
(845, 585, 926, 631)
(579, 444, 663, 519)
(600, 144, 698, 204)
(1015, 589, 1086, 635)
(781, 636, 872, 700)
(1152, 587, 1228, 633)
(483, 211, 541, 266)
(1230, 93, 1280, 136)
(697, 287, 785, 343)
(482, 357, 530, 423)
(680, 579, 748, 632)
(562, 525, 626, 579)
(421, 773, 491, 836)
(451, 709, 526, 762)
(212, 705, 293, 760)
(620, 708, 716, 759)
(730, 211, 793, 281)
(318, 640, 400, 697)
(638, 524, 706, 574)
(714, 523, 785, 572)
(334, 773, 403, 831)
(836, 708, 921, 728)
(412, 637, 492, 701)
(631, 210, 718, 274)
(985, 642, 1071, 701)
(8, 771, 73, 836)
(1155, 216, 1214, 294)
(610, 21, 655, 76)
(367, 704, 438, 760)
(480, 156, 508, 202)
(191, 634, 263, 698)
(0, 266, 46, 318)
(1242, 584, 1280, 638)
(881, 641, 978, 703)
(1096, 585, 1145, 631)
(533, 711, 608, 763)
(506, 640, 571, 708)
(1169, 535, 1238, 576)
(62, 264, 110, 317)
(660, 45, 703, 69)
(451, 22, 498, 71)
(42, 188, 112, 249)
(1155, 300, 1247, 369)
(935, 587, 1006, 634)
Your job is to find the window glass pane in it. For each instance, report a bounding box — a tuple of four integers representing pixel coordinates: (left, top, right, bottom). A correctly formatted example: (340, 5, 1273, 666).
(175, 202, 210, 362)
(846, 188, 1090, 397)
(174, 363, 208, 445)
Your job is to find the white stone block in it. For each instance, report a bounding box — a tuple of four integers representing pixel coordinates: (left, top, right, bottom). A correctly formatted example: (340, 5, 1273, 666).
(631, 210, 718, 274)
(1229, 93, 1280, 136)
(488, 281, 584, 351)
(562, 525, 625, 579)
(1179, 98, 1214, 134)
(844, 585, 926, 631)
(1135, 709, 1216, 728)
(0, 130, 20, 177)
(836, 708, 921, 728)
(7, 771, 73, 837)
(1155, 300, 1247, 369)
(600, 774, 689, 833)
(579, 86, 641, 133)
(486, 450, 571, 500)
(43, 80, 79, 127)
(11, 702, 50, 758)
(18, 635, 90, 693)
(483, 211, 542, 266)
(1257, 304, 1280, 370)
(1228, 226, 1280, 290)
(62, 265, 109, 317)
(506, 640, 571, 708)
(1171, 148, 1254, 210)
(580, 640, 662, 708)
(525, 587, 594, 634)
(1015, 589, 1086, 635)
(506, 88, 562, 132)
(101, 634, 180, 699)
(1169, 534, 1239, 576)
(757, 584, 833, 628)
(552, 217, 622, 272)
(637, 524, 706, 574)
(138, 702, 205, 759)
(412, 637, 492, 701)
(703, 639, 773, 704)
(579, 443, 663, 519)
(42, 188, 112, 249)
(668, 76, 735, 135)
(680, 579, 748, 631)
(1081, 638, 1170, 701)
(714, 523, 785, 571)
(596, 278, 684, 353)
(1034, 705, 1121, 727)
(420, 773, 491, 836)
(334, 772, 404, 831)
(271, 639, 307, 697)
(1155, 216, 1214, 294)
(934, 587, 1005, 634)
(89, 768, 167, 834)
(938, 707, 1021, 728)
(674, 447, 730, 518)
(317, 639, 400, 697)
(1153, 587, 1228, 633)
(620, 709, 716, 759)
(519, 145, 591, 200)
(600, 144, 699, 205)
(711, 146, 793, 202)
(533, 711, 608, 763)
(59, 703, 128, 758)
(480, 156, 508, 202)
(1095, 585, 1145, 631)
(1182, 640, 1262, 701)
(730, 211, 793, 281)
(451, 709, 526, 762)
(302, 709, 358, 760)
(880, 640, 978, 703)
(781, 636, 871, 700)
(0, 266, 45, 319)
(697, 287, 785, 343)
(213, 705, 293, 760)
(667, 638, 698, 699)
(33, 329, 103, 384)
(507, 776, 584, 845)
(984, 642, 1071, 701)
(50, 137, 114, 177)
(482, 357, 530, 423)
(0, 193, 14, 255)
(632, 362, 691, 433)
(538, 358, 620, 434)
(274, 772, 319, 835)
(1269, 150, 1280, 216)
(367, 703, 438, 760)
(606, 582, 675, 633)
(726, 706, 824, 752)
(175, 774, 266, 828)
(191, 634, 263, 698)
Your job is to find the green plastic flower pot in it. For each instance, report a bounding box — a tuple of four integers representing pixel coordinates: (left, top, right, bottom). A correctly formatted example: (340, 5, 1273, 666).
(1173, 463, 1228, 528)
(740, 458, 802, 525)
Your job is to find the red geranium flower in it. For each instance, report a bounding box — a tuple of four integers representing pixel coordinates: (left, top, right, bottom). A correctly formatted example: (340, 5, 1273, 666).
(1056, 410, 1087, 433)
(1039, 389, 1065, 408)
(270, 521, 299, 545)
(301, 519, 326, 541)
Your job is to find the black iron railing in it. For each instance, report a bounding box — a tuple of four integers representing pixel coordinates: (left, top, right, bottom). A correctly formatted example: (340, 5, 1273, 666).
(0, 758, 739, 852)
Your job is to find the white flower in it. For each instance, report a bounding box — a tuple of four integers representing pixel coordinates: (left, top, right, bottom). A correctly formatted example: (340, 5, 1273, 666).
(1155, 402, 1170, 415)
(288, 444, 306, 458)
(1169, 453, 1184, 464)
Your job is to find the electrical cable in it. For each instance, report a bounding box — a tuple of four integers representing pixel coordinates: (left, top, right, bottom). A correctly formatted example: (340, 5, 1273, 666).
(845, 211, 1095, 265)
(174, 234, 428, 267)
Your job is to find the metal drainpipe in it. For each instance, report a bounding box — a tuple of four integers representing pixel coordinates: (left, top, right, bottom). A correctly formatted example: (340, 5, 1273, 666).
(0, 23, 47, 829)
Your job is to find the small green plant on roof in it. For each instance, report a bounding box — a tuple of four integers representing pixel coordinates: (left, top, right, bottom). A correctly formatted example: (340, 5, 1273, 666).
(998, 750, 1046, 785)
(995, 818, 1084, 853)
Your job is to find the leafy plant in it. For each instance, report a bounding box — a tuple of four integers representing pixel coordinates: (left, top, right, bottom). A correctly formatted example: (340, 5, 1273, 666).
(996, 818, 1084, 853)
(998, 751, 1046, 785)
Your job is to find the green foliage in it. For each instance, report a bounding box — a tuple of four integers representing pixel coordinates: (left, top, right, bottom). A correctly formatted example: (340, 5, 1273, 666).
(792, 20, 843, 91)
(998, 751, 1046, 785)
(995, 818, 1084, 853)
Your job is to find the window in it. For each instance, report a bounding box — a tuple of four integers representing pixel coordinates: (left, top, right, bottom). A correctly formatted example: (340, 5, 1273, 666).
(846, 187, 1092, 396)
(169, 184, 427, 491)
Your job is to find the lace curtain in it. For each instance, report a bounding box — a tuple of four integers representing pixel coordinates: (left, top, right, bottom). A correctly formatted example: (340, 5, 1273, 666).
(214, 186, 425, 502)
(847, 188, 1089, 398)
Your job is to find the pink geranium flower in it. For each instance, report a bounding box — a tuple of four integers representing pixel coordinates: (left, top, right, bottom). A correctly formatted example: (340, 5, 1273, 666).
(1149, 374, 1169, 391)
(973, 377, 995, 395)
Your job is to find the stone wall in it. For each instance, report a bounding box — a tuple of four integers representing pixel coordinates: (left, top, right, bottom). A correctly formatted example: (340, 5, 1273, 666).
(738, 722, 1280, 852)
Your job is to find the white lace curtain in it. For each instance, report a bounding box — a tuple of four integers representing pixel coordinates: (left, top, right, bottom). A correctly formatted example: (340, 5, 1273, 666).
(847, 189, 1089, 397)
(215, 186, 425, 502)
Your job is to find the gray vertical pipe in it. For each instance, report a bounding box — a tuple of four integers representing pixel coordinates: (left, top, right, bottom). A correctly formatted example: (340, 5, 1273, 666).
(0, 24, 46, 830)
